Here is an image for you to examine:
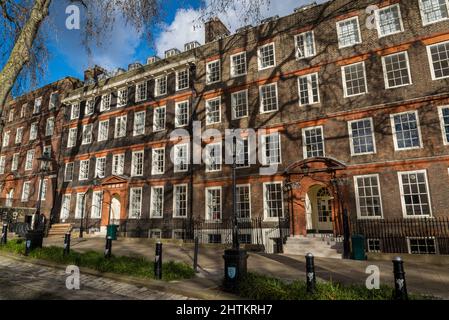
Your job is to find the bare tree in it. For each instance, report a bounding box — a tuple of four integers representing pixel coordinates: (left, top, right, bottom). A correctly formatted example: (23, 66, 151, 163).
(0, 0, 270, 113)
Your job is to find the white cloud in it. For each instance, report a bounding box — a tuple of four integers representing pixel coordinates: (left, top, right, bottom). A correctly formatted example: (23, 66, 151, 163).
(155, 0, 316, 56)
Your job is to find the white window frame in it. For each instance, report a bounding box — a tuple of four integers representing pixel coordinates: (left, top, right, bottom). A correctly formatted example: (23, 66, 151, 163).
(390, 111, 423, 151)
(11, 153, 19, 171)
(175, 100, 189, 128)
(381, 51, 412, 89)
(398, 169, 433, 218)
(176, 69, 189, 91)
(348, 118, 377, 156)
(298, 73, 320, 106)
(0, 156, 5, 174)
(91, 191, 103, 219)
(205, 142, 222, 172)
(79, 159, 90, 181)
(236, 184, 252, 219)
(259, 82, 279, 114)
(131, 150, 144, 177)
(230, 51, 247, 77)
(98, 119, 109, 142)
(173, 184, 188, 218)
(341, 61, 368, 98)
(25, 149, 35, 171)
(302, 126, 325, 158)
(85, 99, 95, 115)
(15, 127, 23, 144)
(64, 162, 74, 181)
(154, 75, 168, 97)
(206, 59, 221, 84)
(129, 187, 142, 219)
(60, 194, 71, 220)
(205, 97, 221, 125)
(336, 16, 362, 49)
(174, 143, 189, 173)
(100, 94, 111, 112)
(71, 102, 80, 120)
(231, 90, 249, 120)
(257, 42, 276, 70)
(426, 40, 449, 80)
(205, 186, 222, 221)
(2, 131, 9, 147)
(133, 110, 146, 136)
(135, 81, 148, 102)
(153, 106, 166, 132)
(30, 122, 38, 141)
(45, 117, 55, 136)
(151, 147, 165, 175)
(117, 87, 128, 107)
(150, 186, 164, 219)
(115, 115, 127, 138)
(81, 123, 93, 145)
(438, 105, 449, 145)
(21, 181, 31, 202)
(33, 97, 42, 114)
(263, 182, 284, 222)
(418, 0, 449, 26)
(260, 132, 282, 165)
(353, 174, 384, 220)
(407, 236, 438, 254)
(67, 127, 77, 148)
(375, 4, 404, 38)
(49, 92, 58, 110)
(75, 193, 86, 219)
(112, 153, 125, 176)
(95, 157, 106, 178)
(294, 31, 316, 60)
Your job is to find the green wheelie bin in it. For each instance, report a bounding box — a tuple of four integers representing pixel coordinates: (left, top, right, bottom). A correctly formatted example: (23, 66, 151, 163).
(106, 225, 118, 240)
(351, 234, 367, 260)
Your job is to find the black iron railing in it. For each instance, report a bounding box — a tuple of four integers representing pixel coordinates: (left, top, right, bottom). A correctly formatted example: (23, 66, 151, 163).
(351, 216, 449, 255)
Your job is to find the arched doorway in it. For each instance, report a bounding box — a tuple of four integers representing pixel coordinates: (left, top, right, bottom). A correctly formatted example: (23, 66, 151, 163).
(305, 186, 333, 232)
(111, 194, 121, 225)
(284, 157, 348, 237)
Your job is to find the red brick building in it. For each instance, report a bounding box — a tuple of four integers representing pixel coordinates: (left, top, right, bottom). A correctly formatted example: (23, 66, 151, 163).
(4, 0, 449, 255)
(0, 78, 81, 227)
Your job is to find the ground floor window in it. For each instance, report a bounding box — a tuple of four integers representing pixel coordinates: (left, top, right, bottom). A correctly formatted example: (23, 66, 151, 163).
(173, 230, 186, 240)
(206, 187, 222, 221)
(208, 234, 222, 244)
(263, 182, 284, 220)
(398, 170, 432, 217)
(367, 239, 381, 252)
(238, 233, 252, 244)
(408, 237, 437, 254)
(149, 229, 161, 239)
(236, 184, 251, 219)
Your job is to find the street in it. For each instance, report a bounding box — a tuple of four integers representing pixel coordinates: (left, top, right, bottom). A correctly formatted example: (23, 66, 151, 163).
(0, 255, 191, 300)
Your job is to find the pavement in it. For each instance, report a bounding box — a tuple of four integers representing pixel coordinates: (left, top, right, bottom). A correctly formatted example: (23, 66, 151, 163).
(0, 254, 192, 300)
(40, 236, 449, 299)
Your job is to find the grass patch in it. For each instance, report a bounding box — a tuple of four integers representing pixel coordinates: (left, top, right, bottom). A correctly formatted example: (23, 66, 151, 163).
(238, 272, 433, 300)
(0, 239, 195, 282)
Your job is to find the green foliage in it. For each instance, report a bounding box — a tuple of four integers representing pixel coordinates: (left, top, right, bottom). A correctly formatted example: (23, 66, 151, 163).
(0, 239, 194, 282)
(238, 272, 432, 300)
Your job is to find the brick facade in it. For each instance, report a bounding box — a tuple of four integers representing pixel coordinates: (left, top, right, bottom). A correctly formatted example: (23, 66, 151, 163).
(2, 0, 449, 247)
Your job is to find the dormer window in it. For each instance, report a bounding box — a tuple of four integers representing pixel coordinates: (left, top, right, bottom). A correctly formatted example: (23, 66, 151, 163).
(165, 48, 181, 58)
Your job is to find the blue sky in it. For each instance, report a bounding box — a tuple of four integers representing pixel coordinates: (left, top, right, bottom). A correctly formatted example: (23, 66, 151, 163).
(9, 0, 316, 95)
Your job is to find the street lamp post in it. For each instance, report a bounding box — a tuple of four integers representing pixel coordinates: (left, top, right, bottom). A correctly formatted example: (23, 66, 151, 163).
(223, 133, 248, 292)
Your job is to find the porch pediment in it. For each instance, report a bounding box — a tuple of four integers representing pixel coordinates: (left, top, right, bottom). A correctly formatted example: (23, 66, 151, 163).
(284, 157, 347, 175)
(101, 175, 130, 186)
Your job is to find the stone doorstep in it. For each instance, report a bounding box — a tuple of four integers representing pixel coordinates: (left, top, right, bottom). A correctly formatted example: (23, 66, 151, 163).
(0, 251, 238, 301)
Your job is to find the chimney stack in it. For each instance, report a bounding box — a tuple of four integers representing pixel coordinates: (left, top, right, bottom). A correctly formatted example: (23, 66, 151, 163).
(84, 65, 106, 83)
(205, 17, 230, 43)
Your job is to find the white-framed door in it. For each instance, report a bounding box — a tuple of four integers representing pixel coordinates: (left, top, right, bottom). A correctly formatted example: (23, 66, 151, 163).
(316, 188, 333, 231)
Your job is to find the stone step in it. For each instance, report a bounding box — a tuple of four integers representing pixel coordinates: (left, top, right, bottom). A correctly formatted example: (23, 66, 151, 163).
(283, 235, 343, 259)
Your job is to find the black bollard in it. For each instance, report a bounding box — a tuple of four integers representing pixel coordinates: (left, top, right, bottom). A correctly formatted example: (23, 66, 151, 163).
(154, 241, 162, 280)
(1, 224, 7, 245)
(63, 233, 71, 256)
(104, 236, 112, 259)
(305, 253, 316, 294)
(392, 257, 408, 300)
(193, 237, 199, 273)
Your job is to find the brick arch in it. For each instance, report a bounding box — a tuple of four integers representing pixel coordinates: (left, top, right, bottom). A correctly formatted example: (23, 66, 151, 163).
(284, 157, 347, 237)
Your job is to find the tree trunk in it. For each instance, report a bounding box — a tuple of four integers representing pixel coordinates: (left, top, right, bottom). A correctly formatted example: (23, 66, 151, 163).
(0, 0, 52, 110)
